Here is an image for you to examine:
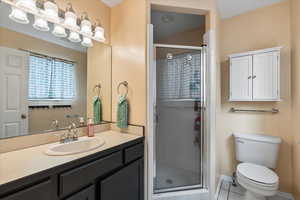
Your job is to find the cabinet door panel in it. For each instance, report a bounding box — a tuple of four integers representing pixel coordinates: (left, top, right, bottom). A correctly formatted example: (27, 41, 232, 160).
(253, 51, 279, 100)
(100, 160, 142, 200)
(65, 185, 95, 200)
(230, 56, 252, 101)
(59, 151, 122, 197)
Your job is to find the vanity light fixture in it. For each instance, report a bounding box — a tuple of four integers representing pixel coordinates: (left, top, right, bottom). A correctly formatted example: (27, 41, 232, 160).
(33, 15, 50, 31)
(64, 3, 78, 29)
(44, 0, 59, 22)
(15, 0, 37, 13)
(80, 12, 92, 36)
(94, 20, 105, 41)
(9, 7, 29, 24)
(68, 31, 81, 43)
(3, 0, 106, 48)
(81, 36, 93, 47)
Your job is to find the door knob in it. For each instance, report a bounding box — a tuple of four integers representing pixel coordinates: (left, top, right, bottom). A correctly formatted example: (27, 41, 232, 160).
(21, 114, 27, 119)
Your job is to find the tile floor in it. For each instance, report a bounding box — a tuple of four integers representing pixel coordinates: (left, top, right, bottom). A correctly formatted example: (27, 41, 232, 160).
(217, 179, 294, 200)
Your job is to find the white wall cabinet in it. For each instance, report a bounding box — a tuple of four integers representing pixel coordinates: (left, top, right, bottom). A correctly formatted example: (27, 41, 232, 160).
(229, 47, 281, 101)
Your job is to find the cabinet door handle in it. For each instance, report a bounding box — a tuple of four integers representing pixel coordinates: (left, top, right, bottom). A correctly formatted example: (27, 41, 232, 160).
(252, 75, 257, 79)
(248, 76, 252, 79)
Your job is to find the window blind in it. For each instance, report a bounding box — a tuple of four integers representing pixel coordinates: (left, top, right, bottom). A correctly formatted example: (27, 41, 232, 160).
(28, 55, 75, 100)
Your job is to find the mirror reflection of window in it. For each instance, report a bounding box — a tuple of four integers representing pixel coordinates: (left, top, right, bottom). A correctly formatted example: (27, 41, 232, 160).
(28, 54, 76, 101)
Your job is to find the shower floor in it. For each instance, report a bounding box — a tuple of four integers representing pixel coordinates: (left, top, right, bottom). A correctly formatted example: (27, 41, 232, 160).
(154, 164, 201, 192)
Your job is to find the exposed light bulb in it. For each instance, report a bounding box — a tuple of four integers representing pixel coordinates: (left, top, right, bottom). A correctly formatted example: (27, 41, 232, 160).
(33, 16, 50, 31)
(93, 20, 105, 41)
(68, 31, 81, 43)
(81, 36, 93, 47)
(9, 7, 29, 24)
(94, 26, 105, 41)
(16, 0, 37, 13)
(64, 3, 78, 29)
(52, 24, 67, 37)
(80, 13, 92, 36)
(44, 0, 59, 22)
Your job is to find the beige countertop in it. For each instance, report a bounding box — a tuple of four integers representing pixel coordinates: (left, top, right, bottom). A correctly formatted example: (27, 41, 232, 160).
(0, 131, 143, 186)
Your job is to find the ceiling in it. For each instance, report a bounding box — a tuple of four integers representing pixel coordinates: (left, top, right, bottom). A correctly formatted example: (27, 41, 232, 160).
(101, 0, 123, 7)
(151, 10, 205, 42)
(217, 0, 286, 19)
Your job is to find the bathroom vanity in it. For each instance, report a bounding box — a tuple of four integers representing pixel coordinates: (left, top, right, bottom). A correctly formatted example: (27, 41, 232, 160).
(0, 131, 144, 200)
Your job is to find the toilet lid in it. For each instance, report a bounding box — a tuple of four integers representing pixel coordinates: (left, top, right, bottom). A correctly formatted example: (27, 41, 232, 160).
(237, 163, 279, 185)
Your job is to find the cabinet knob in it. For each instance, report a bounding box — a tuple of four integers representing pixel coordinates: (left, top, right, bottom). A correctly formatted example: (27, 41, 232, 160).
(253, 75, 257, 79)
(21, 114, 27, 119)
(248, 76, 252, 79)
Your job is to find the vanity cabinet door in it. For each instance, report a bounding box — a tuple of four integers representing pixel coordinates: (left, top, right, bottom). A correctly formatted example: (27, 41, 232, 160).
(65, 185, 95, 200)
(100, 159, 144, 200)
(59, 151, 122, 197)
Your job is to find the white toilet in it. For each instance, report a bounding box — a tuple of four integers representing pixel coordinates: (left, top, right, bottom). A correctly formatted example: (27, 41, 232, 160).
(233, 133, 282, 200)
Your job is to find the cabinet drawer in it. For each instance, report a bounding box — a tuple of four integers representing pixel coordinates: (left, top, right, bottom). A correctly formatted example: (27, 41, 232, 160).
(124, 143, 144, 164)
(65, 185, 95, 200)
(59, 151, 122, 197)
(1, 180, 53, 200)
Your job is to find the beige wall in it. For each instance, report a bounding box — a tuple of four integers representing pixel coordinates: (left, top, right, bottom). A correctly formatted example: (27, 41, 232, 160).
(218, 1, 293, 192)
(291, 0, 300, 199)
(111, 0, 147, 125)
(0, 27, 87, 133)
(87, 43, 112, 122)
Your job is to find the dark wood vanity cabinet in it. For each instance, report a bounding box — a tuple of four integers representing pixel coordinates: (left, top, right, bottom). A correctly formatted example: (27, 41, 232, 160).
(100, 159, 144, 200)
(0, 138, 144, 200)
(66, 185, 95, 200)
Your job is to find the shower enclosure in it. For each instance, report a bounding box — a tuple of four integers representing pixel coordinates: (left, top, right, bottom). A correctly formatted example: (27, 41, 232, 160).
(150, 44, 207, 196)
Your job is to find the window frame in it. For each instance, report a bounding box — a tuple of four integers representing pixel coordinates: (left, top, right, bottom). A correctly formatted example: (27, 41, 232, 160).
(27, 53, 77, 106)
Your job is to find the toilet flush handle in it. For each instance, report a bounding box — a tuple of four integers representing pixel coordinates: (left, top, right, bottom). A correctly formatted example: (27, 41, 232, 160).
(237, 139, 244, 144)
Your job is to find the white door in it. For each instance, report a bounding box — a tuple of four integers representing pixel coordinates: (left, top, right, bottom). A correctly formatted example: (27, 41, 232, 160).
(229, 56, 253, 101)
(252, 51, 279, 101)
(0, 47, 29, 138)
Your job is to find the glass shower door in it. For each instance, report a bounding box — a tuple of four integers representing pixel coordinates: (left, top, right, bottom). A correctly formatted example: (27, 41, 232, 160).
(154, 46, 206, 193)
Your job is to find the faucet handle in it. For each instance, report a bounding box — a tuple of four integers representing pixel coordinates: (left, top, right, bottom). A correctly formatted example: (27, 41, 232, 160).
(52, 120, 59, 130)
(54, 132, 67, 143)
(67, 124, 73, 132)
(72, 129, 79, 141)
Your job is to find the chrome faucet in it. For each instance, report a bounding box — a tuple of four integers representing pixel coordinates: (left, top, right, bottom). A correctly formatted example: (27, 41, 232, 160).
(59, 123, 79, 143)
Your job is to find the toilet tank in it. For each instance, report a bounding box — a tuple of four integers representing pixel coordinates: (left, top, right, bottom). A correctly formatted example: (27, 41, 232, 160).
(233, 133, 282, 168)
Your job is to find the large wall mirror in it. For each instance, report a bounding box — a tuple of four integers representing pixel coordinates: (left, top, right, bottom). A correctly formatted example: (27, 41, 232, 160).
(0, 2, 112, 139)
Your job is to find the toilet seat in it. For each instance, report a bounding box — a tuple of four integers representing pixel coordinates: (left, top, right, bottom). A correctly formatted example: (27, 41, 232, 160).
(236, 163, 279, 199)
(237, 163, 278, 186)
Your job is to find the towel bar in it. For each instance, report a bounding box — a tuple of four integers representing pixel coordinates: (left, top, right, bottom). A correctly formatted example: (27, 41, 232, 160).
(230, 107, 279, 113)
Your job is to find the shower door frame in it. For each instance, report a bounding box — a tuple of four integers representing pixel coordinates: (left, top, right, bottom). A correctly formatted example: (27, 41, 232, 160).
(153, 43, 206, 194)
(147, 24, 217, 200)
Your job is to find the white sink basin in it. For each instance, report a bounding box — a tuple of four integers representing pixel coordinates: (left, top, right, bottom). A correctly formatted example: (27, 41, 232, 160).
(45, 137, 105, 156)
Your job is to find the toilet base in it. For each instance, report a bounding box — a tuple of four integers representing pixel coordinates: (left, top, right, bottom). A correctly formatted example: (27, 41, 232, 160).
(244, 191, 266, 200)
